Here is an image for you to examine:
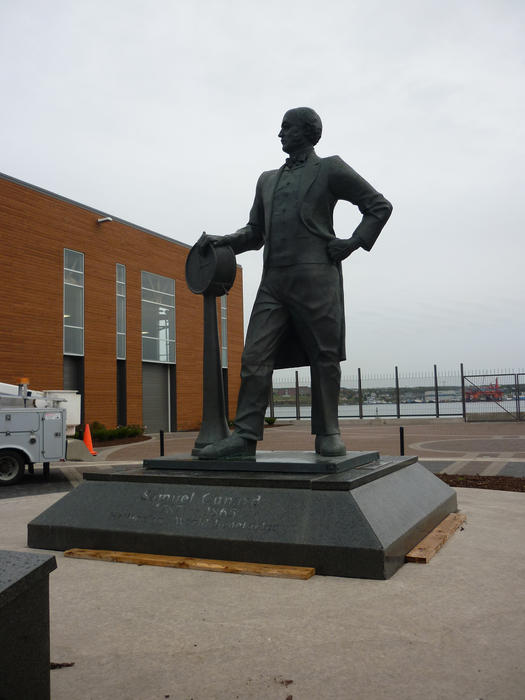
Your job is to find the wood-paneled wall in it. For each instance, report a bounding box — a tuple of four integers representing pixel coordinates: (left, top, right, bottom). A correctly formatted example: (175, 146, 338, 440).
(0, 175, 244, 430)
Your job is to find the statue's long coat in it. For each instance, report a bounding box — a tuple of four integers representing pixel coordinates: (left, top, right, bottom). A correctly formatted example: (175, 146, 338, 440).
(223, 152, 392, 369)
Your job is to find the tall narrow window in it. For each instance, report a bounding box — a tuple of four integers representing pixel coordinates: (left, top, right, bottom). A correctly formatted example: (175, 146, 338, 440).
(116, 264, 126, 359)
(141, 272, 175, 363)
(63, 249, 84, 355)
(220, 295, 228, 368)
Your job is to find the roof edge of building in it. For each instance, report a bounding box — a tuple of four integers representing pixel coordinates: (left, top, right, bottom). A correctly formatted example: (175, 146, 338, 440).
(0, 170, 243, 270)
(1, 170, 188, 252)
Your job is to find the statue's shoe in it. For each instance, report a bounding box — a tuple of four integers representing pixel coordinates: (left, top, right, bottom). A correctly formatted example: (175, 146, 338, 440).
(315, 434, 347, 457)
(198, 434, 257, 460)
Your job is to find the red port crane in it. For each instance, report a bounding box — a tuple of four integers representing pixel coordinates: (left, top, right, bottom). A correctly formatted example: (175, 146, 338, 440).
(465, 378, 504, 402)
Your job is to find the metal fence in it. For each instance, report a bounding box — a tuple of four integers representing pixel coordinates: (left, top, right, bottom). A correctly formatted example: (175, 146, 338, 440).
(266, 365, 525, 421)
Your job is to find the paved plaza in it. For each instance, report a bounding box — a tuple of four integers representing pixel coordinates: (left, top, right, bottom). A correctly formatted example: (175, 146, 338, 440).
(81, 417, 525, 479)
(2, 486, 523, 699)
(1, 417, 524, 698)
(2, 417, 524, 498)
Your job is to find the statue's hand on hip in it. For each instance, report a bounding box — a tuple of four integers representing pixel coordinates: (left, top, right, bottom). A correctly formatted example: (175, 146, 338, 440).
(327, 237, 360, 263)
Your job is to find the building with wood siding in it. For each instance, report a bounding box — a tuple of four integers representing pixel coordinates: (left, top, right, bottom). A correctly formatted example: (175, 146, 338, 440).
(0, 172, 244, 432)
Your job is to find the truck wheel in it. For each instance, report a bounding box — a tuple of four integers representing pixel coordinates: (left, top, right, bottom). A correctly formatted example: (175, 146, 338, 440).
(0, 450, 25, 486)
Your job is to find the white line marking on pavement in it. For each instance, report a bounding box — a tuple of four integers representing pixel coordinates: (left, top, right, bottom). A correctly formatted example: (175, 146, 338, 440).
(443, 454, 482, 474)
(480, 453, 515, 476)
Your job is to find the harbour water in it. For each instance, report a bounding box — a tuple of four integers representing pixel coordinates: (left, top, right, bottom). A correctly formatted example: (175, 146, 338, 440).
(266, 400, 524, 420)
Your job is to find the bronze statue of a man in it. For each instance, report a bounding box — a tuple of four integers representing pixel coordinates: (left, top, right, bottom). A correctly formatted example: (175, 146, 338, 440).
(198, 107, 392, 459)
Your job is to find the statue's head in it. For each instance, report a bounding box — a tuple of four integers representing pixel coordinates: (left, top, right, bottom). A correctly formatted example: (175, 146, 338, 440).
(278, 107, 322, 154)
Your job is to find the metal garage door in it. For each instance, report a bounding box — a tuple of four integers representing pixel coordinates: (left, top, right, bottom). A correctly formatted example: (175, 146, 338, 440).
(63, 356, 83, 392)
(142, 363, 170, 433)
(63, 355, 84, 423)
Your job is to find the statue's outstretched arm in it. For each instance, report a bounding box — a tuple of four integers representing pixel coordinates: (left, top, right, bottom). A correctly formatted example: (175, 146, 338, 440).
(198, 175, 265, 255)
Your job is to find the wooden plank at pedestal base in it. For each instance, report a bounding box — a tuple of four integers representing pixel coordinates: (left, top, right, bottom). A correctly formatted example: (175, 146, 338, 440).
(64, 548, 315, 579)
(405, 512, 467, 564)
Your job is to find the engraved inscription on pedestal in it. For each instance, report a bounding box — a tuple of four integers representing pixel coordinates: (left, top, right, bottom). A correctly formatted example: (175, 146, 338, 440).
(108, 486, 281, 535)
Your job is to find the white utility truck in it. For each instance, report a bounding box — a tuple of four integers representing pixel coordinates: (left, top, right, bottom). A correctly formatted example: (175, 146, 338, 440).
(0, 381, 80, 486)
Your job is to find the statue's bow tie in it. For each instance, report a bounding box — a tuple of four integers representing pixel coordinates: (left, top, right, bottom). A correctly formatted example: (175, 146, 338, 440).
(285, 155, 305, 168)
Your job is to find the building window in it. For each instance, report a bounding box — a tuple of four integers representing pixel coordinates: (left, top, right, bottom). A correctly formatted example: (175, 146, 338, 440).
(220, 295, 228, 368)
(141, 271, 175, 363)
(63, 248, 84, 355)
(116, 264, 126, 359)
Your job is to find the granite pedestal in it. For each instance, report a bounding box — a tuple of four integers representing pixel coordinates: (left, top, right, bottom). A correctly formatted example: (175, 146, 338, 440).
(27, 451, 457, 579)
(0, 550, 57, 700)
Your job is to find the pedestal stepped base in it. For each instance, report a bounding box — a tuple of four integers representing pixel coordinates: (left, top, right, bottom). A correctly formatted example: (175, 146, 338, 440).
(27, 452, 457, 580)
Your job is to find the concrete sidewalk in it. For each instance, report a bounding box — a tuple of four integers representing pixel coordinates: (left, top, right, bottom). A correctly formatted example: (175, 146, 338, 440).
(2, 487, 524, 699)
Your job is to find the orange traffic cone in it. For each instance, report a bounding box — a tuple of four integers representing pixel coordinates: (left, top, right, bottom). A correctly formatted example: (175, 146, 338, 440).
(83, 424, 97, 456)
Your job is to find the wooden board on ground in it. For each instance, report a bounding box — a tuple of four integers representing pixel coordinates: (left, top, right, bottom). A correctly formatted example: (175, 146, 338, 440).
(405, 512, 467, 564)
(64, 548, 315, 579)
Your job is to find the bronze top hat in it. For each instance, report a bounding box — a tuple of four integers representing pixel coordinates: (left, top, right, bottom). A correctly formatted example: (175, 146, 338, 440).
(185, 234, 236, 297)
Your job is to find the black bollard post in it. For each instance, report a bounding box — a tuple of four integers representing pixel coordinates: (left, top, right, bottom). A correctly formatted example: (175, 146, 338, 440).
(160, 430, 165, 457)
(399, 426, 405, 456)
(357, 367, 363, 419)
(295, 370, 301, 420)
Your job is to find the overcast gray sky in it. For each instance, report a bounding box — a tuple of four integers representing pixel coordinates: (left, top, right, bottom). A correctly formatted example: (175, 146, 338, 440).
(1, 0, 523, 378)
